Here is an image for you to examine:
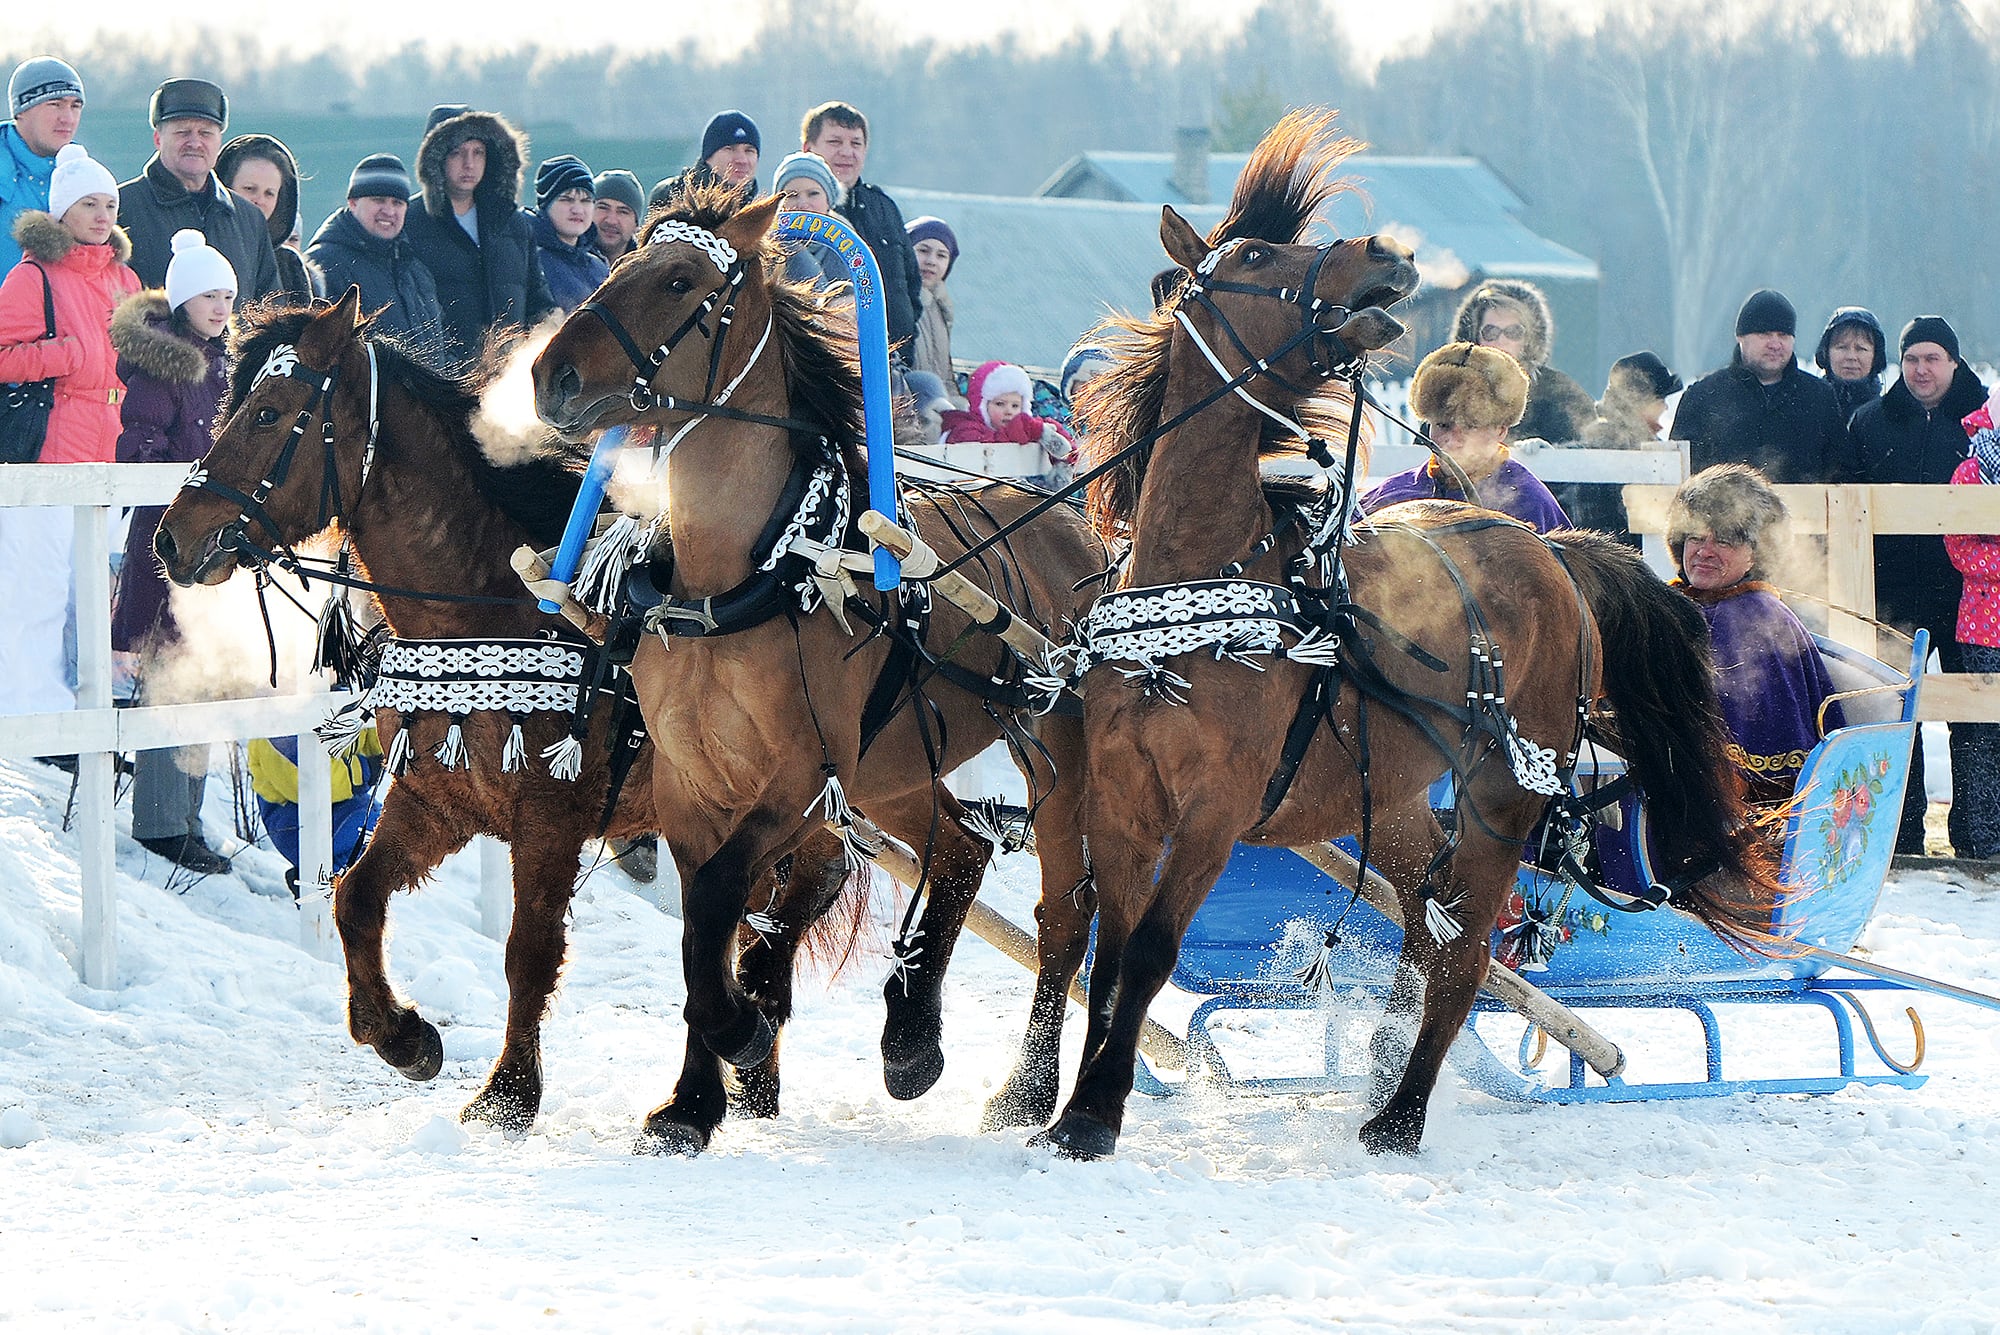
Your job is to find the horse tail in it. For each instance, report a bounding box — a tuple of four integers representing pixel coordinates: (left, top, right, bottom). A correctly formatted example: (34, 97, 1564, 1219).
(1549, 529, 1780, 947)
(792, 858, 875, 982)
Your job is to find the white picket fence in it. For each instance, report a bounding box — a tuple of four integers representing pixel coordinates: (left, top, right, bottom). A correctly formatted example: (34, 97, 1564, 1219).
(0, 463, 348, 988)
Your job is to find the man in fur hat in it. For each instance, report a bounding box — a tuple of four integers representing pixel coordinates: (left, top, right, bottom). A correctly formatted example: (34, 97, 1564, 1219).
(402, 105, 554, 369)
(1362, 342, 1569, 532)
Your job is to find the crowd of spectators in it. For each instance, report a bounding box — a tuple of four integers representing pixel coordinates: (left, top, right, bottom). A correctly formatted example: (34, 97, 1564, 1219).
(1, 52, 1995, 870)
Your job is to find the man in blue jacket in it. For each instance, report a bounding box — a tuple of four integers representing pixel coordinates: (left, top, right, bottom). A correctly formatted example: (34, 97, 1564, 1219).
(0, 57, 84, 275)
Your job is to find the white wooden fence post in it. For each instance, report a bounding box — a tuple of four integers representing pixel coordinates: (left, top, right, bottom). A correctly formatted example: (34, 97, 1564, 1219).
(479, 837, 510, 941)
(295, 712, 337, 959)
(74, 502, 116, 989)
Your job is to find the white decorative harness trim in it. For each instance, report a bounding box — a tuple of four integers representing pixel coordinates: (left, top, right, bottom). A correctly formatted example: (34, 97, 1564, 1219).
(648, 219, 738, 272)
(369, 638, 588, 717)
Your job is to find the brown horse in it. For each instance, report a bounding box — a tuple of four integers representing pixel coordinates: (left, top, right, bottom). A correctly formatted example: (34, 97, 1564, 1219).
(531, 186, 1110, 1152)
(154, 291, 864, 1136)
(1051, 111, 1776, 1158)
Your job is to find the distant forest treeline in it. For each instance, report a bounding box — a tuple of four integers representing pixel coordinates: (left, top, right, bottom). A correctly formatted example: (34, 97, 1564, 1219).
(12, 0, 1994, 377)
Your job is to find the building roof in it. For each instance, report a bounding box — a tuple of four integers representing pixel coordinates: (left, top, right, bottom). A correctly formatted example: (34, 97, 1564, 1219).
(885, 186, 1227, 373)
(1035, 151, 1597, 284)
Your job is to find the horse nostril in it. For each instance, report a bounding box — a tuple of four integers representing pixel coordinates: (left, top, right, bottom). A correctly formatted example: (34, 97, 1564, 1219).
(153, 525, 179, 569)
(1367, 234, 1411, 263)
(554, 363, 580, 407)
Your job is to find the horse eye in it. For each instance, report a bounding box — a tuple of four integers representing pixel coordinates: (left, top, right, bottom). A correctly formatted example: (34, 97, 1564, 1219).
(668, 276, 693, 295)
(1242, 247, 1265, 265)
(254, 407, 280, 427)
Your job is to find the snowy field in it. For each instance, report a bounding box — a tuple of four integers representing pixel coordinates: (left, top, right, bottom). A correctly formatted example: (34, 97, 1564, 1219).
(5, 753, 2000, 1334)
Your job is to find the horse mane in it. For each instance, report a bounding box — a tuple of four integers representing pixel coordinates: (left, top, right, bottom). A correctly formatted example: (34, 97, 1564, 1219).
(1079, 110, 1368, 541)
(643, 186, 868, 478)
(226, 301, 587, 547)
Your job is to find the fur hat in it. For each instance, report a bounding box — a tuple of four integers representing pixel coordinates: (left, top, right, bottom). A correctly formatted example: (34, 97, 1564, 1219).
(1900, 315, 1960, 363)
(48, 142, 116, 222)
(416, 108, 528, 212)
(535, 155, 594, 211)
(1735, 289, 1795, 337)
(10, 57, 83, 116)
(1411, 342, 1528, 432)
(700, 110, 760, 162)
(165, 228, 236, 310)
(1451, 279, 1553, 369)
(771, 151, 843, 209)
(1666, 463, 1789, 579)
(592, 169, 644, 218)
(149, 77, 226, 129)
(346, 153, 411, 202)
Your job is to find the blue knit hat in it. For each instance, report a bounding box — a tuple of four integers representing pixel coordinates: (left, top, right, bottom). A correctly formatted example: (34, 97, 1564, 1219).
(906, 216, 959, 274)
(9, 57, 83, 116)
(700, 110, 760, 162)
(535, 155, 594, 211)
(772, 151, 842, 208)
(1060, 344, 1115, 403)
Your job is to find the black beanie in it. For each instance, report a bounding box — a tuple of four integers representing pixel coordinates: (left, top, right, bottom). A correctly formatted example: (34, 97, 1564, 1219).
(1735, 289, 1796, 337)
(347, 153, 412, 202)
(1900, 315, 1960, 363)
(535, 155, 594, 211)
(701, 110, 760, 162)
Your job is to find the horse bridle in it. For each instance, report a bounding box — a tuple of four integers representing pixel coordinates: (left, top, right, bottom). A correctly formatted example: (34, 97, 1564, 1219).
(181, 338, 380, 584)
(1179, 237, 1368, 390)
(573, 219, 820, 446)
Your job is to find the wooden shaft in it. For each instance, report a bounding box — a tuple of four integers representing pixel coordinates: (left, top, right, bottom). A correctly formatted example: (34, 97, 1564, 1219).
(844, 815, 1187, 1070)
(1289, 842, 1628, 1079)
(858, 510, 1062, 666)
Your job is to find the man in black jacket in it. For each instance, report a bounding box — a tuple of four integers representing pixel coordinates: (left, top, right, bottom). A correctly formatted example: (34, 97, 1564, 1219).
(402, 105, 554, 369)
(117, 78, 278, 306)
(802, 101, 923, 358)
(305, 154, 444, 353)
(1670, 288, 1854, 483)
(1851, 315, 1991, 856)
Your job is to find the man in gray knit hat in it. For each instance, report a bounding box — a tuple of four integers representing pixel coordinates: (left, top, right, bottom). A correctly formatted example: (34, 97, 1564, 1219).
(590, 168, 643, 265)
(2, 56, 85, 274)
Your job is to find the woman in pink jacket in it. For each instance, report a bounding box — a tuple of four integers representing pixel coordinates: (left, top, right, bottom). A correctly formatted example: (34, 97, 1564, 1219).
(1945, 392, 2000, 860)
(0, 143, 140, 724)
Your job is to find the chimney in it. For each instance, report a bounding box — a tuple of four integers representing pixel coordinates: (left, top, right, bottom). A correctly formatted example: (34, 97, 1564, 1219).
(1172, 126, 1211, 205)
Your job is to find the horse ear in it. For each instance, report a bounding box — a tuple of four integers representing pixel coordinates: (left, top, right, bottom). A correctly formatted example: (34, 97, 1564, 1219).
(324, 285, 364, 332)
(721, 194, 783, 252)
(1160, 206, 1209, 273)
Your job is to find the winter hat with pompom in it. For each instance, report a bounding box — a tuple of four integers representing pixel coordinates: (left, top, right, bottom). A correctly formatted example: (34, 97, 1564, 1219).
(165, 228, 237, 311)
(48, 142, 117, 222)
(973, 361, 1033, 429)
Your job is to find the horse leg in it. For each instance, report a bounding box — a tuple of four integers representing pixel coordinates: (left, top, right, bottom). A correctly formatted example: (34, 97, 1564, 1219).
(1361, 802, 1452, 1108)
(733, 836, 855, 1118)
(677, 813, 794, 1070)
(460, 825, 587, 1133)
(1045, 820, 1235, 1160)
(983, 721, 1096, 1131)
(1360, 790, 1534, 1156)
(333, 787, 467, 1081)
(870, 786, 993, 1100)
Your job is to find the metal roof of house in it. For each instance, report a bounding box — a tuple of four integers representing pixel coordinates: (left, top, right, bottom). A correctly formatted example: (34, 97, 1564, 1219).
(885, 186, 1228, 372)
(1034, 152, 1597, 284)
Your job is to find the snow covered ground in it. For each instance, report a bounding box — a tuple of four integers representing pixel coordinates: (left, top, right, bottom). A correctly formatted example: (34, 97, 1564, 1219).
(5, 753, 2000, 1333)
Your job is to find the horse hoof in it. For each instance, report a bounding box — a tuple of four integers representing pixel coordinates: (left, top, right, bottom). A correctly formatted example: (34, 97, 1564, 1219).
(386, 1019, 444, 1082)
(1042, 1113, 1118, 1160)
(460, 1089, 537, 1136)
(1358, 1109, 1423, 1157)
(704, 1009, 776, 1070)
(883, 1043, 945, 1102)
(635, 1116, 710, 1157)
(980, 1082, 1057, 1132)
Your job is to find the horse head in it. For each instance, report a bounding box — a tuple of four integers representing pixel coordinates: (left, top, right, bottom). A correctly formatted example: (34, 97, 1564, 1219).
(532, 191, 784, 438)
(156, 287, 374, 587)
(1153, 109, 1418, 401)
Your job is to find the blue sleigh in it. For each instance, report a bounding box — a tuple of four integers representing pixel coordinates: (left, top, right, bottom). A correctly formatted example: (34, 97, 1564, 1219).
(1148, 628, 2000, 1103)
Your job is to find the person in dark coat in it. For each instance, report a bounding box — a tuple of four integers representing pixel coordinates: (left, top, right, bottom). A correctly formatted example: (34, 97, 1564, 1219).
(216, 133, 317, 302)
(658, 110, 761, 209)
(589, 168, 642, 266)
(1670, 288, 1855, 484)
(1814, 305, 1888, 424)
(305, 154, 444, 352)
(401, 105, 554, 369)
(110, 231, 237, 876)
(802, 101, 923, 357)
(116, 78, 278, 306)
(1850, 315, 1992, 856)
(1450, 278, 1595, 444)
(527, 154, 608, 313)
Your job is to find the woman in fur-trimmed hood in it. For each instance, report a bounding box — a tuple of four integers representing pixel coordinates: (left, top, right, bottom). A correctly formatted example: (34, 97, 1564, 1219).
(216, 134, 318, 302)
(1362, 341, 1569, 532)
(1451, 278, 1595, 444)
(401, 106, 554, 367)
